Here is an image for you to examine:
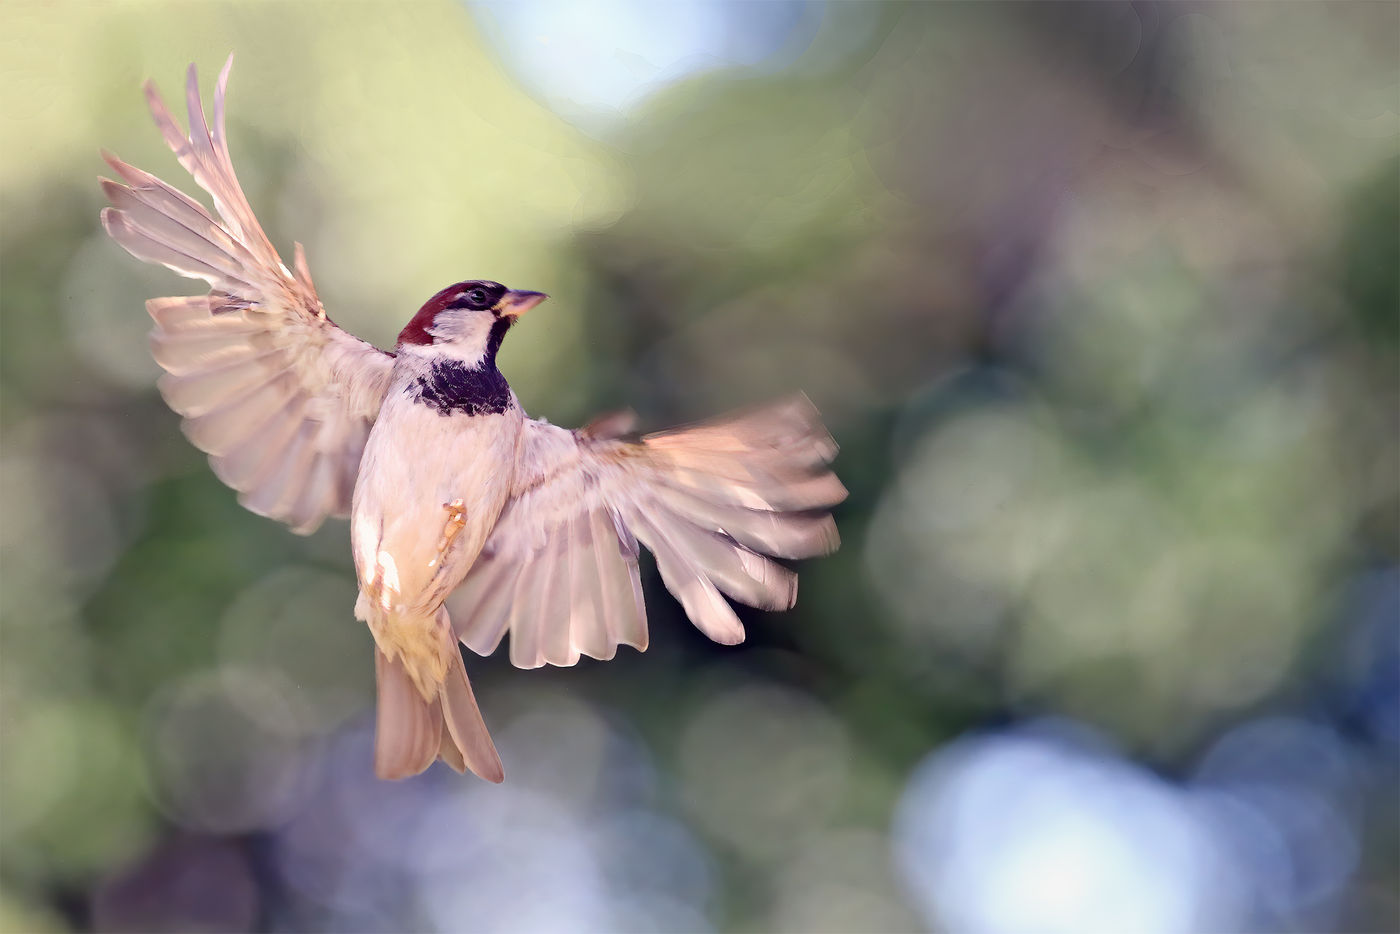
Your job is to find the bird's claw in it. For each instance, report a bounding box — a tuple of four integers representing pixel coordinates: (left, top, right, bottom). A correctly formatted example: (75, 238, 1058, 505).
(431, 499, 467, 566)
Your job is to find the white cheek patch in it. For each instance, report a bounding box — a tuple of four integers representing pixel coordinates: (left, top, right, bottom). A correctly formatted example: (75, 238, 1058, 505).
(424, 311, 496, 368)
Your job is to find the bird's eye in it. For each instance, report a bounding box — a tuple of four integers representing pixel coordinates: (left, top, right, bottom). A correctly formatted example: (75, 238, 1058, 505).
(466, 288, 489, 308)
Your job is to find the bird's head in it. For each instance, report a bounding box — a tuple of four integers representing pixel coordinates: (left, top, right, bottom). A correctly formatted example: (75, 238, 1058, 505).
(397, 280, 547, 367)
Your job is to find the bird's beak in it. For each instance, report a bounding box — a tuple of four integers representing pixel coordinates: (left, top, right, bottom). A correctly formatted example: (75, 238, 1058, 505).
(497, 290, 548, 318)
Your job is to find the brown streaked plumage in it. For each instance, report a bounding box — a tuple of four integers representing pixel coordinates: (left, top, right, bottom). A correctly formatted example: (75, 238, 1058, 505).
(100, 57, 846, 784)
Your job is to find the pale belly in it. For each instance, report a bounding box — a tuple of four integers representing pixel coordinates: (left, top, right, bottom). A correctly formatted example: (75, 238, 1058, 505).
(351, 397, 523, 621)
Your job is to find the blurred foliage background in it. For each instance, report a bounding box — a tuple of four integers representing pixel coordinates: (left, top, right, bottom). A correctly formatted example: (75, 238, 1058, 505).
(1, 2, 1397, 932)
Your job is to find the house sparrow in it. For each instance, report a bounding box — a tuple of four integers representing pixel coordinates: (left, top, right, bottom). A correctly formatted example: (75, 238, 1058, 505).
(100, 59, 845, 783)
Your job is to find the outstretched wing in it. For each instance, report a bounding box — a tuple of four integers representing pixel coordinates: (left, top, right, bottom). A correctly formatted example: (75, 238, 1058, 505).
(100, 58, 394, 534)
(449, 395, 846, 668)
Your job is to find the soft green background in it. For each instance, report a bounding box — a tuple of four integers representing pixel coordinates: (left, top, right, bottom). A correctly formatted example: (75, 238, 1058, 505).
(1, 2, 1396, 932)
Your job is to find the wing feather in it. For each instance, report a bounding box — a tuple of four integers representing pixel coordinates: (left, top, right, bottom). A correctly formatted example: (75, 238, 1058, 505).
(651, 483, 840, 559)
(450, 395, 843, 667)
(208, 394, 309, 492)
(157, 349, 294, 418)
(539, 526, 577, 667)
(102, 209, 258, 293)
(567, 511, 612, 660)
(101, 59, 394, 533)
(244, 418, 319, 520)
(506, 526, 569, 668)
(450, 550, 523, 657)
(597, 508, 648, 653)
(631, 510, 747, 645)
(101, 178, 258, 280)
(182, 376, 302, 455)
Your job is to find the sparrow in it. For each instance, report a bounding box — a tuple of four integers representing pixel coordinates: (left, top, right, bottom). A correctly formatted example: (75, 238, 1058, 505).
(99, 58, 845, 784)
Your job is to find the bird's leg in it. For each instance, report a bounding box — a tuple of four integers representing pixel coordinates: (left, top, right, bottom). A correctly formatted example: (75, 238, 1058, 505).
(430, 498, 467, 569)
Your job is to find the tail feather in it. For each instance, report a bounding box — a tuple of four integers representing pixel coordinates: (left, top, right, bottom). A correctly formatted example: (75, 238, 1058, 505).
(372, 649, 439, 781)
(436, 726, 466, 773)
(372, 610, 503, 783)
(439, 645, 504, 784)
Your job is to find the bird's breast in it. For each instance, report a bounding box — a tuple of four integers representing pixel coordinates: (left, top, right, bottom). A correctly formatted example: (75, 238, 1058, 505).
(351, 393, 524, 618)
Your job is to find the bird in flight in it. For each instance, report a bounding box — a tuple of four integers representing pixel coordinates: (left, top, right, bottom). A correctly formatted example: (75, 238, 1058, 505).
(100, 58, 845, 784)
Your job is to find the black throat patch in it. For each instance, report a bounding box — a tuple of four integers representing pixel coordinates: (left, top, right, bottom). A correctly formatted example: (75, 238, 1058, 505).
(410, 358, 512, 417)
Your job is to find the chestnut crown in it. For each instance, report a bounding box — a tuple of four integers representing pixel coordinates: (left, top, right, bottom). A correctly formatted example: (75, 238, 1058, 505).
(397, 280, 547, 352)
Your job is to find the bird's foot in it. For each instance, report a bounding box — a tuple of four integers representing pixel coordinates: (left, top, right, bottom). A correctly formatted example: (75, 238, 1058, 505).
(430, 499, 467, 568)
